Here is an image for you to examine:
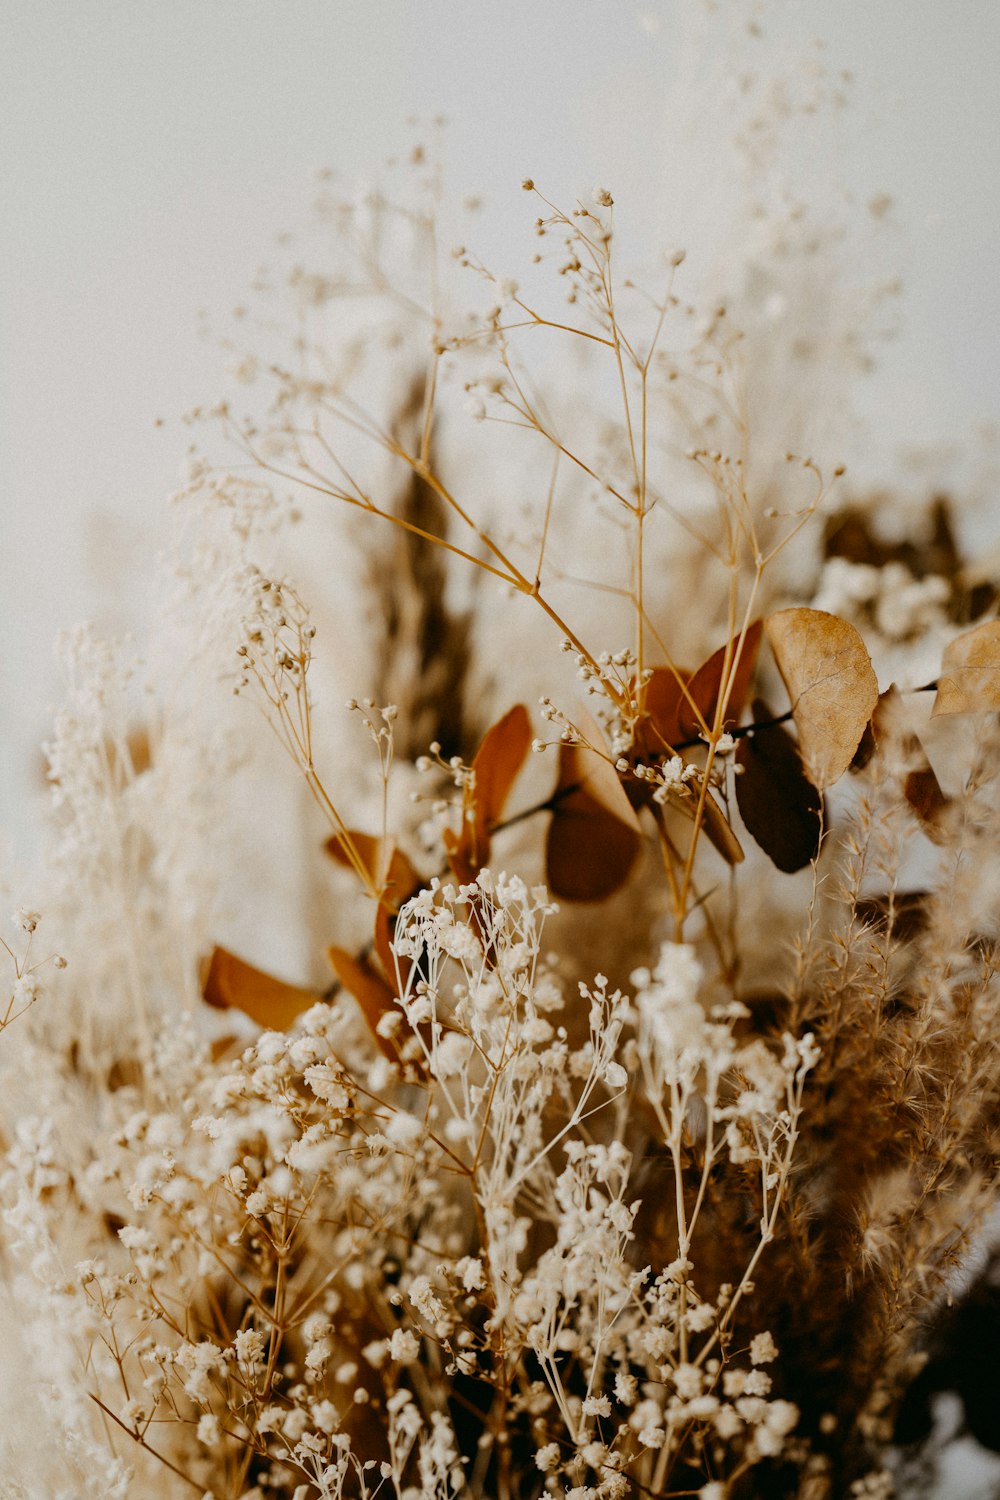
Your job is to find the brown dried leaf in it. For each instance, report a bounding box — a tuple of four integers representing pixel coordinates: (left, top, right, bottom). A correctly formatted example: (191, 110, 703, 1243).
(202, 947, 318, 1031)
(324, 830, 420, 907)
(678, 620, 763, 740)
(932, 620, 1000, 716)
(471, 704, 532, 836)
(455, 703, 532, 874)
(904, 764, 949, 839)
(637, 666, 689, 754)
(860, 685, 950, 837)
(546, 715, 643, 900)
(765, 608, 879, 788)
(735, 700, 823, 873)
(637, 623, 762, 752)
(665, 781, 744, 865)
(327, 945, 403, 1064)
(695, 789, 745, 865)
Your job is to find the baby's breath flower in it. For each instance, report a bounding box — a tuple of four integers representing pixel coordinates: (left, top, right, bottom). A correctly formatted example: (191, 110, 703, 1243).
(750, 1331, 779, 1365)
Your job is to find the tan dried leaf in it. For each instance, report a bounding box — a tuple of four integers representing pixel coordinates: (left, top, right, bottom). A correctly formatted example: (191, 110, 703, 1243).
(765, 608, 878, 788)
(932, 620, 1000, 716)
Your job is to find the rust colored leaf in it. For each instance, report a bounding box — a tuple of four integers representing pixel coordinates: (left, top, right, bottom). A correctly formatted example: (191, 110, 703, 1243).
(735, 699, 823, 873)
(327, 945, 403, 1064)
(678, 620, 763, 741)
(932, 620, 1000, 716)
(470, 704, 532, 841)
(546, 715, 643, 900)
(638, 627, 761, 756)
(637, 623, 762, 753)
(443, 704, 532, 883)
(324, 830, 420, 907)
(765, 608, 879, 789)
(637, 666, 689, 755)
(457, 703, 533, 874)
(326, 831, 419, 965)
(202, 947, 318, 1031)
(324, 829, 422, 1004)
(209, 1034, 240, 1063)
(442, 825, 477, 890)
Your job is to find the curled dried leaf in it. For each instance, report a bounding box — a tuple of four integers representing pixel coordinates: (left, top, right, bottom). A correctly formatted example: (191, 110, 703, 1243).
(932, 620, 1000, 716)
(202, 947, 318, 1032)
(765, 607, 878, 788)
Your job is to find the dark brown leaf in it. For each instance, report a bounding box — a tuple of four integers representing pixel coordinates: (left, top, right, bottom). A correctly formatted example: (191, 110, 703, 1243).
(735, 699, 823, 873)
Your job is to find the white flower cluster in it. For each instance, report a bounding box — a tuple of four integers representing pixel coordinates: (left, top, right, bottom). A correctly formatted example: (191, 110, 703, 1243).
(0, 869, 818, 1498)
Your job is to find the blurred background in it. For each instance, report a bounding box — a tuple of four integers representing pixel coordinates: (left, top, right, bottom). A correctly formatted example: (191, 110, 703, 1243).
(3, 0, 1000, 872)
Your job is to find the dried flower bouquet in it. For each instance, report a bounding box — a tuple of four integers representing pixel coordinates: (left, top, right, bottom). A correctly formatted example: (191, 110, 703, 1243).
(4, 152, 1000, 1500)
